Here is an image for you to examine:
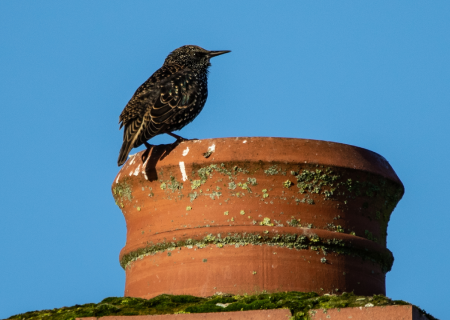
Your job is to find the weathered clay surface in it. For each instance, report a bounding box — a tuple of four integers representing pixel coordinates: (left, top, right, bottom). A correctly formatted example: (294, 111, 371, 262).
(125, 240, 385, 298)
(76, 308, 292, 319)
(309, 305, 430, 319)
(112, 137, 403, 298)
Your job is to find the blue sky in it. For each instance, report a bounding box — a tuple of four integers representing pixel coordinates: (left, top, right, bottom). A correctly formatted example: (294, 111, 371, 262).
(1, 1, 449, 319)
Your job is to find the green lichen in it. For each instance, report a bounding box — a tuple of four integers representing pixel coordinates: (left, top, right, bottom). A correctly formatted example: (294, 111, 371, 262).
(283, 180, 293, 188)
(191, 180, 201, 190)
(365, 230, 378, 243)
(295, 196, 314, 205)
(112, 180, 133, 206)
(232, 165, 250, 174)
(191, 164, 250, 191)
(264, 165, 279, 175)
(260, 217, 274, 226)
(295, 164, 404, 245)
(326, 223, 345, 233)
(120, 232, 394, 273)
(209, 191, 222, 200)
(198, 166, 215, 182)
(188, 192, 198, 202)
(287, 218, 301, 227)
(240, 182, 252, 193)
(166, 176, 183, 193)
(295, 168, 339, 197)
(6, 292, 436, 320)
(117, 162, 403, 248)
(203, 150, 213, 158)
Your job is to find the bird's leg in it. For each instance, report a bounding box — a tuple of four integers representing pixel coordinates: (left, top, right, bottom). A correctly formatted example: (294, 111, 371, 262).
(166, 132, 198, 142)
(166, 132, 188, 142)
(144, 141, 153, 149)
(141, 141, 154, 163)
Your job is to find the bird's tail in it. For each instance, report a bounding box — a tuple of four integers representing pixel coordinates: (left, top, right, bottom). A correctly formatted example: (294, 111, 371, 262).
(117, 139, 134, 166)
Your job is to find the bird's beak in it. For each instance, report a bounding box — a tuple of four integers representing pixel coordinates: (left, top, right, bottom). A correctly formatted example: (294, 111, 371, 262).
(207, 50, 231, 58)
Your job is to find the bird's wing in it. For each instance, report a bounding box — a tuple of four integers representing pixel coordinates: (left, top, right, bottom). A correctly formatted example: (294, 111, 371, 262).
(118, 64, 183, 128)
(117, 66, 200, 166)
(150, 69, 199, 123)
(118, 64, 183, 166)
(133, 68, 201, 147)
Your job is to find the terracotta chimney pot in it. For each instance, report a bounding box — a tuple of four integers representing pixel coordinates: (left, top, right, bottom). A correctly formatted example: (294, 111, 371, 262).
(112, 137, 403, 298)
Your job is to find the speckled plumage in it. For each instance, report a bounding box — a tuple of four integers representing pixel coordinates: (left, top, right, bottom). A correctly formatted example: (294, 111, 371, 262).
(117, 45, 230, 166)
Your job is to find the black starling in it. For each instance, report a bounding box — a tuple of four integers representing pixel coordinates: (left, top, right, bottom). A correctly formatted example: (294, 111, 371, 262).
(117, 45, 230, 166)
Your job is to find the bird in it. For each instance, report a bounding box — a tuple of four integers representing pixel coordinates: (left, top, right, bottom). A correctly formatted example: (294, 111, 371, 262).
(117, 45, 230, 166)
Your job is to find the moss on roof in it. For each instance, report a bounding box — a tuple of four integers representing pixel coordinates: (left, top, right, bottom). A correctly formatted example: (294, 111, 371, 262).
(7, 291, 437, 320)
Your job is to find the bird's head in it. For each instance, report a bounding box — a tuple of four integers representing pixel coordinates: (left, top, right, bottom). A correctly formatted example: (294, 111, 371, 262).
(164, 45, 230, 70)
